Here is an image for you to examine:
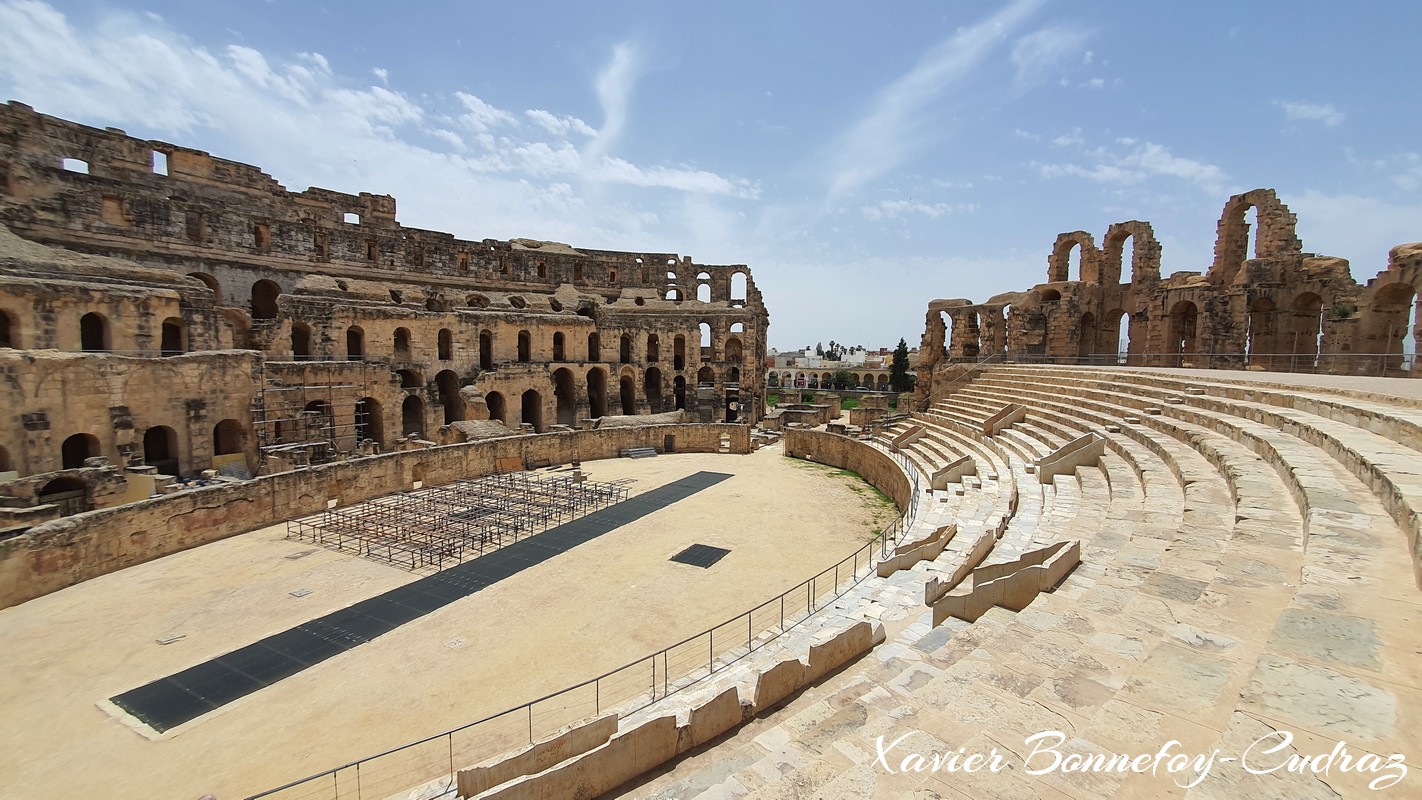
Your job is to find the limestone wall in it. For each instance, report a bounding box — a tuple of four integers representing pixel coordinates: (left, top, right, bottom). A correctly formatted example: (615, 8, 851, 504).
(781, 428, 912, 511)
(0, 423, 749, 609)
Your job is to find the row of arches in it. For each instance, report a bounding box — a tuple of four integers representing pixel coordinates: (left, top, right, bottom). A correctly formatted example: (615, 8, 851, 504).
(767, 372, 891, 390)
(0, 310, 190, 354)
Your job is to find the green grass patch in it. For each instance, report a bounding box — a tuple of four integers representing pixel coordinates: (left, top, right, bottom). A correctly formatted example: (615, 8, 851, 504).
(766, 393, 781, 408)
(839, 397, 859, 411)
(789, 459, 899, 537)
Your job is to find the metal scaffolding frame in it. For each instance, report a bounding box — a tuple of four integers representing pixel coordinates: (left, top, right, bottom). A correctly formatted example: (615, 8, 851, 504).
(250, 363, 376, 469)
(286, 471, 631, 570)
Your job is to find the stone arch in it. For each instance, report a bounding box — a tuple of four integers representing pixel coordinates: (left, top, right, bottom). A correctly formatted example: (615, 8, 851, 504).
(397, 368, 423, 388)
(1078, 312, 1097, 361)
(730, 271, 748, 305)
(673, 335, 686, 370)
(290, 322, 313, 359)
(1169, 300, 1200, 359)
(1105, 308, 1129, 365)
(80, 311, 109, 352)
(438, 328, 454, 361)
(1369, 282, 1417, 372)
(553, 367, 577, 426)
(674, 375, 687, 409)
(521, 389, 544, 432)
(1048, 231, 1098, 283)
(725, 337, 743, 363)
(479, 330, 493, 370)
(435, 369, 463, 423)
(0, 443, 12, 472)
(517, 330, 532, 362)
(143, 425, 179, 474)
(587, 367, 609, 418)
(0, 307, 14, 348)
(401, 395, 425, 436)
(486, 391, 507, 423)
(393, 327, 412, 359)
(61, 432, 100, 469)
(620, 333, 633, 364)
(160, 317, 185, 356)
(1290, 292, 1324, 365)
(251, 279, 280, 320)
(346, 326, 365, 360)
(697, 366, 715, 385)
(213, 419, 245, 455)
(187, 272, 220, 303)
(355, 397, 384, 445)
(587, 331, 600, 361)
(618, 373, 636, 415)
(1209, 189, 1303, 283)
(39, 476, 89, 515)
(695, 272, 712, 303)
(647, 333, 660, 362)
(644, 366, 664, 411)
(1103, 220, 1161, 285)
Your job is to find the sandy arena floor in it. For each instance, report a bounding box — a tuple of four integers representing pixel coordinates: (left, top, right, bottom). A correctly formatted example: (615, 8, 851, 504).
(0, 445, 896, 800)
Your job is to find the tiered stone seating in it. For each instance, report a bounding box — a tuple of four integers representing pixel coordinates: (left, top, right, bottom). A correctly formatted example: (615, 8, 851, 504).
(614, 366, 1420, 799)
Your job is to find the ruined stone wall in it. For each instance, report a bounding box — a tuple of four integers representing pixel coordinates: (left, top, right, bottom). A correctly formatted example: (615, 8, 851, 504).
(0, 423, 749, 608)
(0, 103, 770, 514)
(916, 188, 1419, 408)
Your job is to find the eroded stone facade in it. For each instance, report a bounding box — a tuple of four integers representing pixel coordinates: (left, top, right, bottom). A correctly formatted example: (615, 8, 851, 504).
(0, 102, 768, 526)
(916, 188, 1422, 406)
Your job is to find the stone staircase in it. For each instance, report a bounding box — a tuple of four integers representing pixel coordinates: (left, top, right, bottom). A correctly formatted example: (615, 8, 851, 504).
(610, 366, 1422, 799)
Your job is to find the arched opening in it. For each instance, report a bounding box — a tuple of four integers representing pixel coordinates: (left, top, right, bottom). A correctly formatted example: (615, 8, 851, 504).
(644, 366, 663, 412)
(697, 366, 715, 385)
(160, 317, 185, 356)
(647, 334, 660, 362)
(438, 328, 454, 361)
(479, 330, 493, 370)
(401, 395, 425, 437)
(521, 389, 544, 432)
(0, 310, 13, 348)
(587, 368, 608, 418)
(620, 334, 632, 364)
(346, 326, 365, 360)
(435, 369, 463, 424)
(61, 433, 99, 469)
(619, 374, 636, 414)
(291, 323, 313, 360)
(1107, 309, 1129, 365)
(729, 366, 741, 384)
(673, 335, 687, 371)
(0, 443, 11, 472)
(397, 369, 423, 389)
(674, 375, 686, 409)
(554, 368, 577, 426)
(665, 288, 682, 302)
(393, 327, 412, 360)
(1169, 300, 1200, 363)
(38, 476, 88, 516)
(696, 281, 711, 303)
(187, 272, 220, 304)
(142, 425, 179, 475)
(1039, 289, 1062, 302)
(80, 312, 109, 352)
(587, 332, 600, 361)
(1077, 312, 1097, 361)
(355, 397, 383, 446)
(517, 330, 531, 362)
(1246, 297, 1276, 367)
(699, 322, 712, 359)
(546, 331, 563, 362)
(730, 272, 748, 305)
(940, 311, 953, 358)
(486, 391, 507, 423)
(251, 280, 280, 320)
(1291, 293, 1324, 368)
(213, 419, 245, 455)
(1372, 283, 1417, 372)
(1065, 243, 1082, 282)
(724, 337, 743, 363)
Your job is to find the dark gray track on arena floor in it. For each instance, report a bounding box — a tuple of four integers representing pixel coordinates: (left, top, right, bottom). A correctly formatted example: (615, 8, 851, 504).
(111, 470, 733, 732)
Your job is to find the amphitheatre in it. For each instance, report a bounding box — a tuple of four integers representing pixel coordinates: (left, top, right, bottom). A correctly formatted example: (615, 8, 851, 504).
(0, 99, 1420, 800)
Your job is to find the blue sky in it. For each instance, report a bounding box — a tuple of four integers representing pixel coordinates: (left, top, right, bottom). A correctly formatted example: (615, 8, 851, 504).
(2, 1, 1420, 351)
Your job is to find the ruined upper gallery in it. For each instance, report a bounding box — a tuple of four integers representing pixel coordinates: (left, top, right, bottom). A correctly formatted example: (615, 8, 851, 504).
(0, 102, 769, 526)
(915, 188, 1422, 407)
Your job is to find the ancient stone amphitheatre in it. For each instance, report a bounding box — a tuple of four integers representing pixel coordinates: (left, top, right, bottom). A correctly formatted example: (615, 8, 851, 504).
(1, 103, 1420, 800)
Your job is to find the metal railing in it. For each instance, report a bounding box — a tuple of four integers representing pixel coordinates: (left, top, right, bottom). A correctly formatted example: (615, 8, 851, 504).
(246, 452, 920, 800)
(953, 350, 1418, 376)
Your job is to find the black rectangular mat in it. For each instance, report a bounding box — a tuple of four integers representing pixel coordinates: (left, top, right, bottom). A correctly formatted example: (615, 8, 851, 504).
(111, 470, 732, 732)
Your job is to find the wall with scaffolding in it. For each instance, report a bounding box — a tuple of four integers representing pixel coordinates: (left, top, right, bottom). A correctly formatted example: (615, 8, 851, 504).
(252, 362, 389, 472)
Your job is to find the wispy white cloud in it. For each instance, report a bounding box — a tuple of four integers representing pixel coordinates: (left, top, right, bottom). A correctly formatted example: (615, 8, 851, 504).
(586, 41, 641, 161)
(824, 0, 1045, 198)
(1274, 99, 1344, 127)
(372, 66, 388, 86)
(861, 199, 976, 220)
(1011, 25, 1093, 85)
(0, 1, 757, 253)
(1037, 139, 1228, 193)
